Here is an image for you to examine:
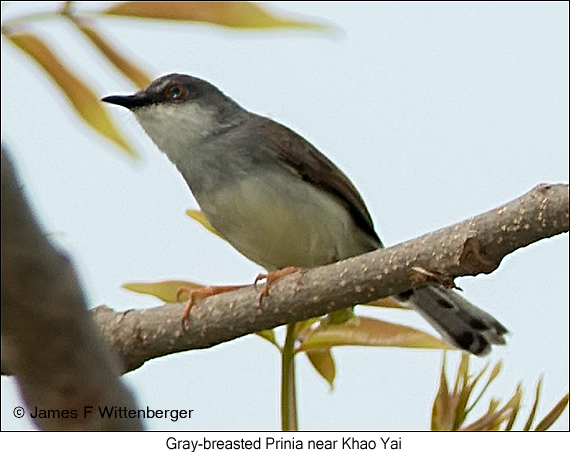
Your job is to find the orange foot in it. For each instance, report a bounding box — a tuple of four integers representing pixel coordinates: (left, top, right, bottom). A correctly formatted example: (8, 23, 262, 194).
(178, 284, 249, 327)
(179, 267, 302, 327)
(254, 266, 302, 300)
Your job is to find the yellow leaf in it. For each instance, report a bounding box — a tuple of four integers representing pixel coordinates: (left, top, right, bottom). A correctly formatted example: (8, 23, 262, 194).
(298, 316, 453, 351)
(103, 1, 331, 31)
(186, 209, 222, 237)
(464, 360, 498, 416)
(123, 280, 203, 303)
(75, 23, 151, 89)
(453, 354, 476, 429)
(432, 353, 453, 431)
(461, 403, 512, 431)
(367, 296, 411, 309)
(306, 349, 336, 390)
(455, 352, 470, 393)
(523, 378, 543, 431)
(503, 384, 523, 431)
(6, 32, 137, 159)
(534, 392, 569, 431)
(487, 360, 503, 384)
(432, 356, 567, 431)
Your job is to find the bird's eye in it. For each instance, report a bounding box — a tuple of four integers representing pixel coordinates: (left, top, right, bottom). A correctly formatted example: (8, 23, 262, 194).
(165, 84, 186, 101)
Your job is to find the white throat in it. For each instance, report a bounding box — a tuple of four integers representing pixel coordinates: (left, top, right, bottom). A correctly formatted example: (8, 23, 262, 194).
(134, 102, 218, 158)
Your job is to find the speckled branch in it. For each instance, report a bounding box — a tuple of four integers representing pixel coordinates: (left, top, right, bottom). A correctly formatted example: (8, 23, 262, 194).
(90, 183, 568, 373)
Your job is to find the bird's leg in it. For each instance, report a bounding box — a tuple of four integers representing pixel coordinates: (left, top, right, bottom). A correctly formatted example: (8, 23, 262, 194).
(410, 266, 458, 290)
(254, 266, 301, 300)
(178, 266, 302, 327)
(178, 284, 250, 327)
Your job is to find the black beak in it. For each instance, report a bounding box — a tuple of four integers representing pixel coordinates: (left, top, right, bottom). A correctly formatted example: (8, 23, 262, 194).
(101, 94, 147, 109)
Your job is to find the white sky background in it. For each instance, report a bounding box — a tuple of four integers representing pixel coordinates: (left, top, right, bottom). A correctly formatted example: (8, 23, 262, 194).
(1, 2, 568, 431)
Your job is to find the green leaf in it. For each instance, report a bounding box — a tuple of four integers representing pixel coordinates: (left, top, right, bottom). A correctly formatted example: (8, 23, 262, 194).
(5, 32, 137, 159)
(255, 330, 280, 349)
(306, 349, 336, 389)
(123, 280, 203, 303)
(298, 316, 453, 351)
(326, 308, 355, 325)
(102, 1, 332, 31)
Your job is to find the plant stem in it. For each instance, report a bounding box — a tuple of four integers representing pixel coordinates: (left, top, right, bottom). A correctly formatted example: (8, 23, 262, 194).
(281, 322, 298, 431)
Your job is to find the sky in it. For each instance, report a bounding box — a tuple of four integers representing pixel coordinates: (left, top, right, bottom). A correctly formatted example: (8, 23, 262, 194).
(1, 2, 568, 431)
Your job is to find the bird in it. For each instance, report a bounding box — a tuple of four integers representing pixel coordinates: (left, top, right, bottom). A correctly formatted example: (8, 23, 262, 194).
(102, 73, 508, 356)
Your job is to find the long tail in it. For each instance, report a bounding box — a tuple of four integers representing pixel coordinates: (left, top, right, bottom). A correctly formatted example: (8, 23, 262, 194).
(399, 285, 508, 356)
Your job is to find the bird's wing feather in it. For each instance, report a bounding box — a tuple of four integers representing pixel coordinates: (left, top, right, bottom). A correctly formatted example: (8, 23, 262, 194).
(253, 115, 382, 248)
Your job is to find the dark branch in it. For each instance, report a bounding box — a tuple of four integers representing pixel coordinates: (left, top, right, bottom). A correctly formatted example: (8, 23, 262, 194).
(1, 145, 142, 431)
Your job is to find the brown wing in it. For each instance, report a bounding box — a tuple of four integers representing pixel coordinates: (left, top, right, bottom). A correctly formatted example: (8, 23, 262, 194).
(253, 115, 383, 248)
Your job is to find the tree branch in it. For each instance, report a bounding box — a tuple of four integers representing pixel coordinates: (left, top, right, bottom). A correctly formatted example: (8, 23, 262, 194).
(89, 183, 568, 373)
(1, 145, 142, 430)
